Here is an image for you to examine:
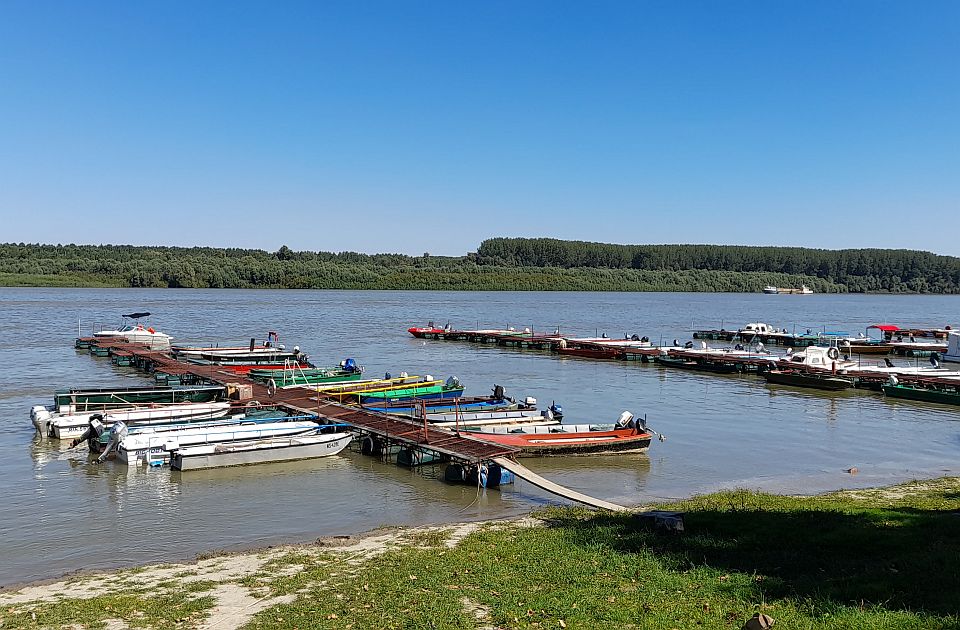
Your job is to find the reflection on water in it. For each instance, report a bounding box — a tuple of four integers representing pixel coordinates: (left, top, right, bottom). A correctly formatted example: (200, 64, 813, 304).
(1, 288, 958, 586)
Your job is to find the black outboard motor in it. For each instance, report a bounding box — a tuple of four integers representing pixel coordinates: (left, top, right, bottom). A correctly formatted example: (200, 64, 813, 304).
(492, 384, 505, 400)
(930, 352, 941, 368)
(70, 414, 106, 450)
(549, 402, 563, 420)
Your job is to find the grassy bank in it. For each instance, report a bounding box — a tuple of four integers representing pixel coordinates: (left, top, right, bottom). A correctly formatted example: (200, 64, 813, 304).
(2, 478, 958, 629)
(0, 273, 125, 288)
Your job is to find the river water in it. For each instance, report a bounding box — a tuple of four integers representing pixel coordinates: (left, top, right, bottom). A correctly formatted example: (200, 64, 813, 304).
(1, 288, 958, 586)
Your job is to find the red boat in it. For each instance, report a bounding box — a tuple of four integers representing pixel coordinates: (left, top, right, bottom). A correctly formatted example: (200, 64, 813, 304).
(408, 322, 449, 338)
(462, 419, 652, 456)
(219, 363, 313, 375)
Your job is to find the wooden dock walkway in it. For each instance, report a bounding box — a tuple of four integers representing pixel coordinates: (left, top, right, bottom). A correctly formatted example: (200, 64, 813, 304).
(89, 339, 518, 463)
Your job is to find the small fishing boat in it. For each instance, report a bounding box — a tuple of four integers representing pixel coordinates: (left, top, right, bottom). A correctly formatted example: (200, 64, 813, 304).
(48, 385, 225, 415)
(881, 378, 960, 406)
(114, 419, 321, 465)
(356, 379, 466, 404)
(217, 362, 315, 375)
(462, 412, 653, 456)
(303, 374, 423, 394)
(655, 354, 740, 373)
(407, 322, 452, 338)
(426, 409, 557, 428)
(38, 401, 233, 439)
(362, 396, 520, 416)
(763, 370, 854, 391)
(248, 359, 363, 386)
(170, 432, 352, 471)
(193, 349, 306, 364)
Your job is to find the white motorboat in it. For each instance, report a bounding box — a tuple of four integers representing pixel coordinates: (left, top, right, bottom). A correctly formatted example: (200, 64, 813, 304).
(170, 432, 352, 471)
(40, 402, 233, 439)
(780, 345, 960, 377)
(116, 420, 320, 466)
(93, 313, 172, 350)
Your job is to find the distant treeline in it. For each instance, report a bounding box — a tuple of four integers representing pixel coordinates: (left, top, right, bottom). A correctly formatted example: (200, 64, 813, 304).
(0, 240, 956, 293)
(477, 238, 960, 293)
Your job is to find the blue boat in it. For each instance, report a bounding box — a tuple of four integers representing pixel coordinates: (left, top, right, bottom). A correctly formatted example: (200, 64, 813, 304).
(362, 397, 517, 416)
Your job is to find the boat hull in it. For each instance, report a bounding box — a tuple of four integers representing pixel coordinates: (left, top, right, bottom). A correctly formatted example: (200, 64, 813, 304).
(46, 402, 233, 439)
(54, 386, 224, 413)
(171, 433, 352, 471)
(464, 427, 653, 456)
(882, 384, 960, 406)
(763, 371, 854, 391)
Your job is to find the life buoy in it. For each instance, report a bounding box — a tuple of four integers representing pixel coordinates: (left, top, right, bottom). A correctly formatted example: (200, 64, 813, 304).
(827, 347, 840, 360)
(266, 379, 277, 397)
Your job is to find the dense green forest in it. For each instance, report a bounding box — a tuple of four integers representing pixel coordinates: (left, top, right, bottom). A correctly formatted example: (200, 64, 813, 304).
(478, 238, 960, 293)
(0, 239, 957, 293)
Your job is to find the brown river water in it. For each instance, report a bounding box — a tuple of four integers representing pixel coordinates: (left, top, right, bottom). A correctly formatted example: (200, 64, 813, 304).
(0, 288, 957, 586)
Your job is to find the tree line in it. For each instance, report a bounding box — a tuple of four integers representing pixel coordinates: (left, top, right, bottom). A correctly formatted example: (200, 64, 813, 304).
(0, 240, 956, 292)
(476, 238, 960, 293)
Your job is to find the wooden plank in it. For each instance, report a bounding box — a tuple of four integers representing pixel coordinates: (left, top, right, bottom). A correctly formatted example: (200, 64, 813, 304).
(492, 457, 629, 512)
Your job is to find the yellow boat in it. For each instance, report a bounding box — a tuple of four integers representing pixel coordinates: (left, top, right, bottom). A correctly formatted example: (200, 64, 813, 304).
(302, 375, 424, 395)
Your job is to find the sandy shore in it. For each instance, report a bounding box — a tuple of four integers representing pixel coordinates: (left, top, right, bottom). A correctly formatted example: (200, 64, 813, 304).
(0, 517, 538, 629)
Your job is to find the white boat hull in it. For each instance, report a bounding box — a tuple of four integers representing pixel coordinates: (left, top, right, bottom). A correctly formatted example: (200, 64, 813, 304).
(44, 403, 233, 439)
(171, 433, 353, 471)
(117, 420, 320, 466)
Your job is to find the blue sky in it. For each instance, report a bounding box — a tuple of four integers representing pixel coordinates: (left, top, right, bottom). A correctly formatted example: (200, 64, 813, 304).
(1, 1, 957, 256)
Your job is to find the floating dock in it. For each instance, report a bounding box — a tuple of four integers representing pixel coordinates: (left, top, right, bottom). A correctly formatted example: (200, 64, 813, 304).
(80, 337, 635, 511)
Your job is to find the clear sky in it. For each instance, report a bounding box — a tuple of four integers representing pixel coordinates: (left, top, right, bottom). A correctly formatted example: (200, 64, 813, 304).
(1, 1, 957, 256)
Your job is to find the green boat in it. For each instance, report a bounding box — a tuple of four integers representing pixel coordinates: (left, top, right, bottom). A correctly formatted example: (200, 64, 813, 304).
(882, 383, 960, 406)
(248, 367, 363, 387)
(356, 383, 466, 403)
(54, 385, 225, 413)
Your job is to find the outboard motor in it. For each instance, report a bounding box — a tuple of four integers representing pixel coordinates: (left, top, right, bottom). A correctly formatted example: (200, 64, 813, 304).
(673, 339, 681, 347)
(399, 371, 409, 378)
(549, 402, 563, 420)
(615, 411, 635, 429)
(384, 371, 392, 379)
(523, 396, 537, 408)
(70, 414, 106, 449)
(684, 341, 694, 349)
(930, 352, 941, 368)
(492, 384, 505, 400)
(343, 358, 358, 373)
(96, 420, 128, 463)
(445, 375, 461, 388)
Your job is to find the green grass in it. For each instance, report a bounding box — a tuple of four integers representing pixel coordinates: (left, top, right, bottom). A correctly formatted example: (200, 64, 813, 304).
(2, 478, 958, 629)
(0, 591, 216, 629)
(0, 272, 125, 287)
(243, 479, 960, 629)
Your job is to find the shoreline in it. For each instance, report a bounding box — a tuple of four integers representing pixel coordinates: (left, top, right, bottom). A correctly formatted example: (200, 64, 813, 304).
(3, 477, 958, 628)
